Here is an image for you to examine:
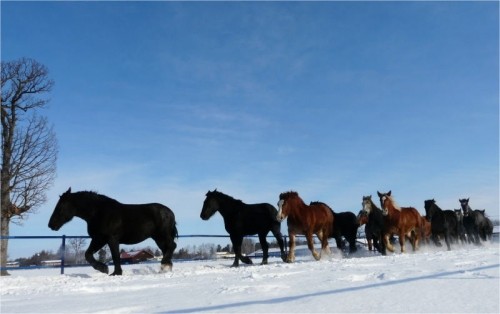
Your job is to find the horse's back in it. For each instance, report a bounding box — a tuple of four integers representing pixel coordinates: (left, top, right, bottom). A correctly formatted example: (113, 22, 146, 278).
(334, 212, 358, 232)
(288, 202, 333, 235)
(105, 202, 176, 243)
(226, 202, 280, 236)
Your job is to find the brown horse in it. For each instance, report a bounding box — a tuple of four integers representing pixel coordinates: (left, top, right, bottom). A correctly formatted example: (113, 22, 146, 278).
(357, 212, 373, 250)
(377, 191, 422, 253)
(420, 215, 432, 245)
(277, 191, 334, 263)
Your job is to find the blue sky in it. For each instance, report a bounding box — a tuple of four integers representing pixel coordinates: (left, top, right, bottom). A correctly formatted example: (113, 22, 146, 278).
(2, 1, 498, 259)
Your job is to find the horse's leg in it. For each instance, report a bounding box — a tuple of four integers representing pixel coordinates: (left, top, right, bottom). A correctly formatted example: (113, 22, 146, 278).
(444, 231, 451, 251)
(398, 232, 405, 253)
(384, 233, 395, 252)
(378, 233, 386, 255)
(306, 232, 320, 261)
(348, 235, 357, 253)
(367, 237, 373, 251)
(84, 239, 108, 274)
(231, 235, 252, 267)
(152, 234, 177, 272)
(258, 233, 269, 265)
(286, 232, 296, 263)
(270, 225, 287, 262)
(108, 239, 123, 276)
(318, 230, 331, 258)
(334, 235, 343, 253)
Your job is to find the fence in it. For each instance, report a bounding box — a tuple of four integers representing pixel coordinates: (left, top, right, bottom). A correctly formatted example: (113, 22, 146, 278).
(0, 234, 292, 275)
(0, 231, 377, 274)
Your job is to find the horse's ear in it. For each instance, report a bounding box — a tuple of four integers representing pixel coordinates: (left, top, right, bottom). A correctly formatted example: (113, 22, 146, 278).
(66, 187, 71, 194)
(387, 190, 392, 196)
(467, 198, 469, 202)
(377, 191, 382, 197)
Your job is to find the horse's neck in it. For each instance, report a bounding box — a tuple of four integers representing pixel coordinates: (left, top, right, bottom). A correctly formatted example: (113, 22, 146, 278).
(463, 205, 473, 216)
(288, 198, 308, 218)
(432, 204, 443, 214)
(71, 195, 100, 221)
(72, 202, 95, 222)
(386, 204, 401, 219)
(216, 196, 240, 218)
(370, 201, 382, 214)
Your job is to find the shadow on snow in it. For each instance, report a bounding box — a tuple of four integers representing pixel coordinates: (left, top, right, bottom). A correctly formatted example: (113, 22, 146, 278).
(164, 263, 499, 313)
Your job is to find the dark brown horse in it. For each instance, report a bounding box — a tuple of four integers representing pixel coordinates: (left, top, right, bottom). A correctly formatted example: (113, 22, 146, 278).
(358, 195, 386, 255)
(377, 191, 422, 253)
(277, 191, 334, 263)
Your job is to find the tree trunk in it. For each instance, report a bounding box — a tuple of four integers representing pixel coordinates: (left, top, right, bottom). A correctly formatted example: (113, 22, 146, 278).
(1, 214, 10, 276)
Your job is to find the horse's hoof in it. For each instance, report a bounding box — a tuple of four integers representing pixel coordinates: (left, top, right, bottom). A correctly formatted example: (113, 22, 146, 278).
(261, 260, 268, 265)
(96, 264, 109, 274)
(109, 271, 122, 276)
(161, 264, 172, 272)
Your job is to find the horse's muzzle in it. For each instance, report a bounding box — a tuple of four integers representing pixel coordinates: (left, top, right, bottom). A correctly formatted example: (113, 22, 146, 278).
(48, 223, 60, 231)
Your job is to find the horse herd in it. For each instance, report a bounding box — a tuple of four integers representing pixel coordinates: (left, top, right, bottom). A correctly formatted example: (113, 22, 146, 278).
(48, 188, 494, 276)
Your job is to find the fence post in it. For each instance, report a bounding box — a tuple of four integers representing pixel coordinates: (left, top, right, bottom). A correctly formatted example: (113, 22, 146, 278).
(60, 235, 66, 275)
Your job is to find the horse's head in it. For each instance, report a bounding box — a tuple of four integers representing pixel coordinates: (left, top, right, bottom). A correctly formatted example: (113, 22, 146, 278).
(377, 190, 392, 216)
(424, 199, 436, 220)
(200, 189, 220, 220)
(361, 195, 373, 214)
(459, 198, 471, 216)
(356, 210, 369, 225)
(48, 188, 76, 231)
(276, 191, 299, 222)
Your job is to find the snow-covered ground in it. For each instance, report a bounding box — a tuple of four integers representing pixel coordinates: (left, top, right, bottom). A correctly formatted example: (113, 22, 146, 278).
(1, 243, 499, 313)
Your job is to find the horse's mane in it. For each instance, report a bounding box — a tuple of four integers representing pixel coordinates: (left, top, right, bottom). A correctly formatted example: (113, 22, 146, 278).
(75, 190, 121, 205)
(279, 191, 307, 206)
(210, 190, 244, 206)
(386, 195, 401, 211)
(279, 191, 298, 199)
(310, 201, 334, 212)
(425, 199, 443, 211)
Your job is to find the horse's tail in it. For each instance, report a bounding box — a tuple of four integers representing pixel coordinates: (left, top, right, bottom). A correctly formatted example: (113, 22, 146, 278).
(171, 222, 179, 239)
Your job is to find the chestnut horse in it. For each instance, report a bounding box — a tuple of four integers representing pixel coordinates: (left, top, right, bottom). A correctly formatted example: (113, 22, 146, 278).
(277, 191, 334, 263)
(377, 191, 422, 253)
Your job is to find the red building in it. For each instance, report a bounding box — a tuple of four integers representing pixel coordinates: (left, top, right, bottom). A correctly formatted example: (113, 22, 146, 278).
(119, 250, 154, 264)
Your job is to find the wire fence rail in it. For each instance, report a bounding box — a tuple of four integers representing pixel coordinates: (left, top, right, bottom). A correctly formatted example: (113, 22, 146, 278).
(0, 234, 297, 274)
(0, 233, 372, 274)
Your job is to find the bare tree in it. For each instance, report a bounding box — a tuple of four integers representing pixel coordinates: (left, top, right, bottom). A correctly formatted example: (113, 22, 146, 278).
(68, 238, 87, 264)
(1, 58, 58, 275)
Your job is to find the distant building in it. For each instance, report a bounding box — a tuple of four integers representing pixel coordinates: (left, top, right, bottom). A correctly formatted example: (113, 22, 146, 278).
(41, 260, 61, 267)
(120, 250, 154, 264)
(215, 252, 236, 259)
(6, 261, 19, 268)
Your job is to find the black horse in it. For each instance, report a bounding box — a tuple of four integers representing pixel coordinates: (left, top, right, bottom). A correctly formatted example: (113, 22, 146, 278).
(310, 202, 358, 254)
(459, 198, 493, 244)
(48, 188, 178, 275)
(357, 195, 386, 255)
(200, 189, 286, 267)
(454, 209, 467, 244)
(424, 199, 458, 250)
